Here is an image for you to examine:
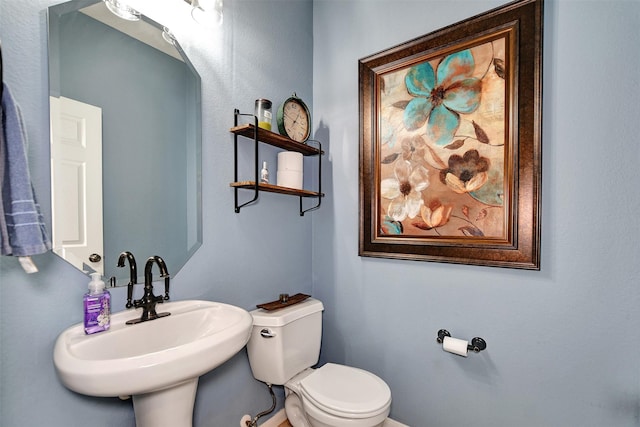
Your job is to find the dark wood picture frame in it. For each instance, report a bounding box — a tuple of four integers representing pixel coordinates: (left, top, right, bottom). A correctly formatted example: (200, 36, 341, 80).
(359, 0, 543, 270)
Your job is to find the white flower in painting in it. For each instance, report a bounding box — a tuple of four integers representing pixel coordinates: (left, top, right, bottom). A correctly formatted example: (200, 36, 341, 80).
(381, 160, 429, 221)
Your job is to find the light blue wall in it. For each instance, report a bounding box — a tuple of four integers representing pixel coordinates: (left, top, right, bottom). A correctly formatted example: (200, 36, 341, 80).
(312, 0, 640, 426)
(0, 0, 312, 426)
(1, 0, 640, 426)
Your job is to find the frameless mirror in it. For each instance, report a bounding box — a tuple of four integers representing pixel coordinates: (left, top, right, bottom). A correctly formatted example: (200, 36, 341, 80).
(48, 0, 202, 285)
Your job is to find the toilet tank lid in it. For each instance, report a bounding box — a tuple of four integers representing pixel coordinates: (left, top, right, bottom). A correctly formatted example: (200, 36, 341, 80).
(250, 298, 324, 327)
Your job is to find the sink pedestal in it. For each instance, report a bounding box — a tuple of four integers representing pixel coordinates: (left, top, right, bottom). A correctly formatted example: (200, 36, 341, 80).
(133, 378, 199, 427)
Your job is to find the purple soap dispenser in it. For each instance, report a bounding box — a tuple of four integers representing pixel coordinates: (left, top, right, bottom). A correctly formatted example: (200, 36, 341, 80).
(83, 273, 111, 334)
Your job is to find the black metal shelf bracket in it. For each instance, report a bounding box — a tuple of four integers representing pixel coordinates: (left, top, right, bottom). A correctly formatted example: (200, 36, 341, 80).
(299, 139, 323, 216)
(233, 109, 259, 213)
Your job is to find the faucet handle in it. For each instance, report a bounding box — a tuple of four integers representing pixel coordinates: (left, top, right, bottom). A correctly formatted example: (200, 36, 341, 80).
(117, 251, 138, 309)
(163, 276, 170, 301)
(126, 282, 134, 308)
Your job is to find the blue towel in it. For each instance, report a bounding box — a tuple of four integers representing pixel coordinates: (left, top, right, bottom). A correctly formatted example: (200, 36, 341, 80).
(0, 83, 52, 256)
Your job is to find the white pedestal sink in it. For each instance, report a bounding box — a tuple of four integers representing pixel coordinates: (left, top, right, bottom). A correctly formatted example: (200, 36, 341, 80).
(54, 300, 252, 427)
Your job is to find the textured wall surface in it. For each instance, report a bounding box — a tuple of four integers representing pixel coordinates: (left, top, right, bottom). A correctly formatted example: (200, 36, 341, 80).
(1, 0, 640, 426)
(0, 0, 312, 426)
(311, 0, 640, 426)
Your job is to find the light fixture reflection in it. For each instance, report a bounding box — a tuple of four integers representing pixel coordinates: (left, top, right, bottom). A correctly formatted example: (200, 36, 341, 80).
(103, 0, 141, 21)
(162, 27, 176, 45)
(190, 0, 223, 27)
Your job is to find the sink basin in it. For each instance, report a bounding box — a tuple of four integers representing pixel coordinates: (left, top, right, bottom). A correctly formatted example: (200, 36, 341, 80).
(54, 300, 252, 426)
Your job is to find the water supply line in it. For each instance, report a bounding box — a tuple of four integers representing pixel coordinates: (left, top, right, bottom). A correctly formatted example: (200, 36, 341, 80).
(245, 382, 276, 427)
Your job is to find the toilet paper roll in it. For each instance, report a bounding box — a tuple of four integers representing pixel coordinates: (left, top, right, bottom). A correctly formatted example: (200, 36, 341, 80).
(278, 151, 303, 172)
(277, 170, 303, 189)
(442, 336, 468, 357)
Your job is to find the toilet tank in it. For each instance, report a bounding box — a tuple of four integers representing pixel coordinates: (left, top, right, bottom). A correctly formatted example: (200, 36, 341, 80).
(247, 298, 324, 385)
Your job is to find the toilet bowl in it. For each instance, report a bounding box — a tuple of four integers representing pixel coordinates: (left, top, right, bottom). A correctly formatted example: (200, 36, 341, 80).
(286, 364, 391, 427)
(246, 298, 392, 427)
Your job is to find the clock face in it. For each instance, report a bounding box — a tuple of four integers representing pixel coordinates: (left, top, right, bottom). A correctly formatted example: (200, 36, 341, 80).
(281, 99, 310, 142)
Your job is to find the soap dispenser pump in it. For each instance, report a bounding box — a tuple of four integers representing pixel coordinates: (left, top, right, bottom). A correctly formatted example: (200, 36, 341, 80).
(84, 273, 111, 334)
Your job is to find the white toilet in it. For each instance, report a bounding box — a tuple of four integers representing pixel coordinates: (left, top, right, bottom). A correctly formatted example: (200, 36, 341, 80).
(247, 298, 392, 427)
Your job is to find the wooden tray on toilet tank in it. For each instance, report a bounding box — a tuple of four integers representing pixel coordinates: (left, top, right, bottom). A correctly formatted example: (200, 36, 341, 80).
(256, 293, 311, 311)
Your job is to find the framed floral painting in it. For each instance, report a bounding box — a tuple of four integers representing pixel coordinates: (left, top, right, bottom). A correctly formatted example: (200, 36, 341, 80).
(359, 0, 543, 269)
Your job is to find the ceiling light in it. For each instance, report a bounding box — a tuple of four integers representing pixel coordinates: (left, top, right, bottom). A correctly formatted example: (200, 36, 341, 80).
(103, 0, 140, 21)
(190, 0, 223, 27)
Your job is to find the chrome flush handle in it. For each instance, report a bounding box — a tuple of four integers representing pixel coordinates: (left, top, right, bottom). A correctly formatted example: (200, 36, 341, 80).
(260, 328, 276, 338)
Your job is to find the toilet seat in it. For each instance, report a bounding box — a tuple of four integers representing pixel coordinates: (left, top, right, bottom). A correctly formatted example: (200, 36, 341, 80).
(299, 363, 391, 419)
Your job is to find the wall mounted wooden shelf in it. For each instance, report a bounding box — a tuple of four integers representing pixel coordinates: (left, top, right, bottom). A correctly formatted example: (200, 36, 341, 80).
(230, 110, 324, 216)
(230, 124, 323, 156)
(229, 181, 321, 198)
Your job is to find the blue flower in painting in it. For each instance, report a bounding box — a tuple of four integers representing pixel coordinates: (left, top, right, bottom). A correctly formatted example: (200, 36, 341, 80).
(381, 216, 403, 235)
(403, 49, 482, 146)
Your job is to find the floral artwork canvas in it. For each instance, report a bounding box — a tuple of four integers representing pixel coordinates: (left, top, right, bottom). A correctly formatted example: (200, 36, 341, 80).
(359, 0, 542, 269)
(378, 39, 508, 240)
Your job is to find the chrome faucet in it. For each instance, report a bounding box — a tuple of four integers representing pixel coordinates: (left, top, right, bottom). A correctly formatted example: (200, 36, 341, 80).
(117, 251, 137, 308)
(126, 255, 171, 325)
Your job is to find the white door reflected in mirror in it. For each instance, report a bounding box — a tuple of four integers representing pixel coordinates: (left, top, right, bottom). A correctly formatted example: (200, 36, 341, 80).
(50, 96, 104, 274)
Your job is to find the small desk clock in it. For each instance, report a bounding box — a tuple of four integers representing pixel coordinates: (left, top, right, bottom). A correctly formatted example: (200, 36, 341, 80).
(277, 93, 311, 143)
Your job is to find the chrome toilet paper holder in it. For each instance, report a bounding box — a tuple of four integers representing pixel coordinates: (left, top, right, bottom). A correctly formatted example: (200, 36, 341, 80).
(437, 329, 487, 353)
